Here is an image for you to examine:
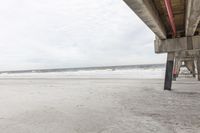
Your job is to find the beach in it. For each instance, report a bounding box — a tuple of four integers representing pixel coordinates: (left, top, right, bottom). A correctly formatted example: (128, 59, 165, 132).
(0, 76, 199, 133)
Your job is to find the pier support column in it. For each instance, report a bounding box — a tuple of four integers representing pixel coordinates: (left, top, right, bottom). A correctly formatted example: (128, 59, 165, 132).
(192, 61, 196, 78)
(164, 52, 174, 90)
(173, 58, 178, 80)
(185, 60, 196, 77)
(173, 58, 182, 80)
(176, 60, 182, 77)
(197, 58, 200, 81)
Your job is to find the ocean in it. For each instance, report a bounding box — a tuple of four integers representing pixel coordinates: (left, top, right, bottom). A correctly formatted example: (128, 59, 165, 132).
(0, 64, 166, 79)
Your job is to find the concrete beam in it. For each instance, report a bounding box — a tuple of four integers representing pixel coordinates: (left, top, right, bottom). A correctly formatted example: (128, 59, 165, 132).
(155, 36, 200, 53)
(185, 0, 200, 36)
(123, 0, 166, 39)
(175, 51, 200, 59)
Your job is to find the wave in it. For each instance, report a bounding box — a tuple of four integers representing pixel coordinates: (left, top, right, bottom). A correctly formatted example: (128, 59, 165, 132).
(0, 65, 166, 79)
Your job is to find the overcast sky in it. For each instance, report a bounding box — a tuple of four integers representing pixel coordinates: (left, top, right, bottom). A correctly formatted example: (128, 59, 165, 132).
(0, 0, 166, 70)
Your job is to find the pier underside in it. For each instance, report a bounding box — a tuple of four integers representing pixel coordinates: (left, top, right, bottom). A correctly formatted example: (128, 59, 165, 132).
(124, 0, 200, 90)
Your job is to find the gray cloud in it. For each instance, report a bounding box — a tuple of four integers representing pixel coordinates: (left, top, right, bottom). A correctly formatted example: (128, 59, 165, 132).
(0, 0, 166, 70)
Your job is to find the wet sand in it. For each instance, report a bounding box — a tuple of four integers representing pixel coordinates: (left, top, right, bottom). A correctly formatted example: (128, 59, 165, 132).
(0, 78, 199, 133)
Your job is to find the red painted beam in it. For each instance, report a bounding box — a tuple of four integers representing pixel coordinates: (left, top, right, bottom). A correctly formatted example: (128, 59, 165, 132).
(164, 0, 176, 37)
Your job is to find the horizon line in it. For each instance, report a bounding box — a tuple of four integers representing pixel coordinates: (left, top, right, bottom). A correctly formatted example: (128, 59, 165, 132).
(0, 63, 165, 74)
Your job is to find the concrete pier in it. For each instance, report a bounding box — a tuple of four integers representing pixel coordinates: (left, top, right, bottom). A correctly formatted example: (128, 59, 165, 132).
(164, 53, 174, 90)
(124, 0, 200, 90)
(174, 58, 182, 78)
(197, 58, 200, 81)
(185, 60, 196, 78)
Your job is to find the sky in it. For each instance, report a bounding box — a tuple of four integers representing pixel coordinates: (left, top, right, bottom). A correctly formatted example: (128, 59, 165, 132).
(0, 0, 166, 70)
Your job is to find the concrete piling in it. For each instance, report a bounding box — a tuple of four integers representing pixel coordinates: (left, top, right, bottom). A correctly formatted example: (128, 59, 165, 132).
(192, 61, 196, 78)
(197, 58, 200, 81)
(164, 53, 174, 90)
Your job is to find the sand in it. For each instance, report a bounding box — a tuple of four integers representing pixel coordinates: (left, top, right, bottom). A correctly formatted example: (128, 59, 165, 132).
(0, 78, 199, 133)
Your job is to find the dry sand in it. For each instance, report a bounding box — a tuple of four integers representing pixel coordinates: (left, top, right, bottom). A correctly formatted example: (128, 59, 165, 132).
(0, 78, 200, 133)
